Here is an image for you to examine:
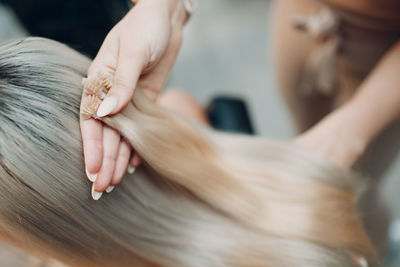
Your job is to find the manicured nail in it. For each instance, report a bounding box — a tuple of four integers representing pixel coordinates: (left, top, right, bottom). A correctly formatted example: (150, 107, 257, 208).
(91, 184, 103, 200)
(127, 164, 136, 174)
(350, 254, 368, 267)
(106, 185, 115, 193)
(85, 167, 97, 182)
(97, 96, 118, 117)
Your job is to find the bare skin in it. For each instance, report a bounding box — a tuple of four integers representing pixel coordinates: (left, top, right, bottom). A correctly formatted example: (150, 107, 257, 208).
(271, 0, 400, 254)
(81, 0, 188, 193)
(26, 0, 400, 265)
(272, 0, 400, 169)
(82, 0, 400, 191)
(323, 0, 400, 21)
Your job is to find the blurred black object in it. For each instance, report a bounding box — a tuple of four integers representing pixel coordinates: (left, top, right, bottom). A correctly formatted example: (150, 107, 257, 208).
(207, 96, 255, 135)
(1, 0, 131, 58)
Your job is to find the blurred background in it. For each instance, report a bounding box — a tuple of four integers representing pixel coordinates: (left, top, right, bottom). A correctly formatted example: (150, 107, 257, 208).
(0, 0, 400, 266)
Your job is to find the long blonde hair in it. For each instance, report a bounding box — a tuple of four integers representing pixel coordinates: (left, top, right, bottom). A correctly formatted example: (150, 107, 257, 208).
(0, 37, 377, 266)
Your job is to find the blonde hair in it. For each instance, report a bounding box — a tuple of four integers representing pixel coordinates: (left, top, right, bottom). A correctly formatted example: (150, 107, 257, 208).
(0, 37, 378, 266)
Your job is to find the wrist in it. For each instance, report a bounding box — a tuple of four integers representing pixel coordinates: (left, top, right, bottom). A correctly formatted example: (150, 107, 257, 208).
(168, 0, 191, 27)
(323, 103, 371, 154)
(132, 0, 193, 25)
(295, 105, 370, 169)
(342, 99, 382, 146)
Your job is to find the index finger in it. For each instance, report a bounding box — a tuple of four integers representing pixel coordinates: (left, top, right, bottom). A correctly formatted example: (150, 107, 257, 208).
(88, 32, 119, 77)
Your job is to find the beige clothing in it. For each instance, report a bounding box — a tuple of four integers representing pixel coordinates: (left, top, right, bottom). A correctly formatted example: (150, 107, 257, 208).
(271, 0, 400, 259)
(295, 1, 400, 104)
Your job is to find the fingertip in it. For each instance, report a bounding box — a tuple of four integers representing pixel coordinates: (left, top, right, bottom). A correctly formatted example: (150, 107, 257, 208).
(130, 153, 142, 167)
(111, 140, 131, 184)
(96, 96, 119, 117)
(85, 167, 98, 183)
(111, 175, 124, 186)
(94, 177, 110, 193)
(106, 86, 136, 115)
(84, 143, 103, 174)
(95, 159, 115, 192)
(111, 162, 128, 185)
(105, 185, 115, 193)
(91, 184, 103, 201)
(85, 153, 102, 173)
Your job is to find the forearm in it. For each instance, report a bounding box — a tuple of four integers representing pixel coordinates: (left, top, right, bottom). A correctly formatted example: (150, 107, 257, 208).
(342, 40, 400, 146)
(295, 40, 400, 168)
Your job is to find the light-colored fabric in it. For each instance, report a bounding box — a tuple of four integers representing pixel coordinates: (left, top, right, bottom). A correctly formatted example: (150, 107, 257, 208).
(293, 2, 400, 104)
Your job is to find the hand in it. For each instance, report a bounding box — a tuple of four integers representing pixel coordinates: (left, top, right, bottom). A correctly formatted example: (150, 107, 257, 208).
(296, 41, 400, 170)
(80, 0, 188, 199)
(294, 104, 368, 169)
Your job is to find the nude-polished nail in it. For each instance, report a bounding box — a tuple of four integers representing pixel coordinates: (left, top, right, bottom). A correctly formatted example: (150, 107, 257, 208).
(85, 167, 97, 182)
(105, 185, 115, 193)
(91, 184, 103, 200)
(127, 165, 136, 174)
(97, 96, 118, 117)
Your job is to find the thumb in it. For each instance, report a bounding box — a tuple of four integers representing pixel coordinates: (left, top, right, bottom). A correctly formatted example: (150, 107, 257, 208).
(96, 47, 148, 118)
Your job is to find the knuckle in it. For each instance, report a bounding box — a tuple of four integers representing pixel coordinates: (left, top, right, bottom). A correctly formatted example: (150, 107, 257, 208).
(104, 154, 117, 162)
(112, 176, 123, 185)
(124, 45, 148, 59)
(113, 76, 131, 92)
(140, 83, 161, 98)
(84, 136, 103, 144)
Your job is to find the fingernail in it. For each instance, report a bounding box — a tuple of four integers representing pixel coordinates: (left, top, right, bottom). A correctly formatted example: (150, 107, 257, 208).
(91, 184, 103, 200)
(127, 164, 136, 174)
(105, 185, 115, 193)
(350, 254, 368, 267)
(97, 96, 118, 117)
(85, 167, 97, 182)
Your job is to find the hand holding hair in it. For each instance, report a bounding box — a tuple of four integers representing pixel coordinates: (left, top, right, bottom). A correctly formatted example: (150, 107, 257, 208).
(0, 37, 377, 266)
(80, 0, 189, 199)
